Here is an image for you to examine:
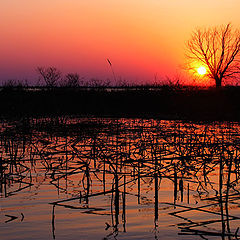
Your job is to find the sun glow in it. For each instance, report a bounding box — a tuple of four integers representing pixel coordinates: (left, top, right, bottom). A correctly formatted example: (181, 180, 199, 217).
(197, 66, 207, 75)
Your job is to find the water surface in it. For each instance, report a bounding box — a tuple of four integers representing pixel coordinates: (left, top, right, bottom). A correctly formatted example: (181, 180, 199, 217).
(1, 118, 240, 240)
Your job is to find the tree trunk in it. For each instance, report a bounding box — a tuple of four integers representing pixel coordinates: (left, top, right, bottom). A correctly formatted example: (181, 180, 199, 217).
(215, 78, 222, 88)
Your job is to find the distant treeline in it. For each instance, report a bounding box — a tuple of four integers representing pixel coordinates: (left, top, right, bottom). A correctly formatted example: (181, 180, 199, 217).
(1, 85, 240, 120)
(2, 66, 185, 88)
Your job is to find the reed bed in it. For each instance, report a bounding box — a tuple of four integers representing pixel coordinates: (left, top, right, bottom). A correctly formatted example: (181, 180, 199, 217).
(1, 117, 240, 239)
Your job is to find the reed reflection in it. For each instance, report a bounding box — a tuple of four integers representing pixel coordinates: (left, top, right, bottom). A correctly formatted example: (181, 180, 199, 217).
(1, 118, 240, 239)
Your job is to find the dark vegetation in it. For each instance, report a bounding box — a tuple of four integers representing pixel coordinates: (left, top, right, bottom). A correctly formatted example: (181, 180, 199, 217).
(1, 84, 240, 120)
(1, 118, 240, 238)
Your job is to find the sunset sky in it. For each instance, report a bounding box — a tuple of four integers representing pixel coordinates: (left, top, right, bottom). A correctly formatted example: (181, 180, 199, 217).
(1, 0, 240, 85)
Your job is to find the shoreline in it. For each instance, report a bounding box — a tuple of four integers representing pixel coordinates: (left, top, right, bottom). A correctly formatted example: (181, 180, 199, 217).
(1, 86, 240, 121)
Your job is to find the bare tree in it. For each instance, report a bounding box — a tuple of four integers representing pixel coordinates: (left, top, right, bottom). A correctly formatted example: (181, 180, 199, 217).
(37, 67, 61, 87)
(186, 23, 240, 87)
(2, 79, 28, 89)
(64, 73, 80, 87)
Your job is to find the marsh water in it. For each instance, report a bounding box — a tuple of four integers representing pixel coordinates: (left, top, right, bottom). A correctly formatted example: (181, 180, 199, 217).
(1, 118, 240, 240)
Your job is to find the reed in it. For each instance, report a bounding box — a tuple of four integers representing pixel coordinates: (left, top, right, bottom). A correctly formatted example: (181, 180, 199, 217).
(1, 117, 240, 238)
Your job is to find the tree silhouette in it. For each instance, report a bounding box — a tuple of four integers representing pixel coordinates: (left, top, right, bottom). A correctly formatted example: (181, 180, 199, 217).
(64, 73, 80, 87)
(37, 67, 61, 87)
(186, 24, 240, 87)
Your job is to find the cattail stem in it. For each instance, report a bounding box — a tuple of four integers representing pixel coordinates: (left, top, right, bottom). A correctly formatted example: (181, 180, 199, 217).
(107, 58, 117, 83)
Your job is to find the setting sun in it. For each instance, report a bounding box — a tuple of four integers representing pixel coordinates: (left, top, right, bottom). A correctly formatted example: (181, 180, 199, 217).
(197, 66, 207, 75)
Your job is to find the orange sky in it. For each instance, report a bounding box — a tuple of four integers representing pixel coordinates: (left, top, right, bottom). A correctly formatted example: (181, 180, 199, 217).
(0, 0, 240, 85)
